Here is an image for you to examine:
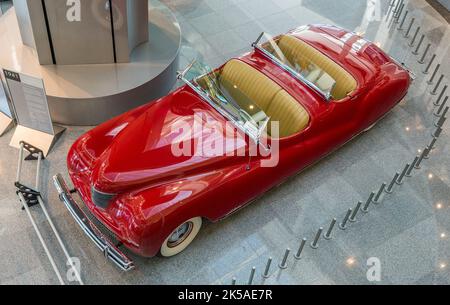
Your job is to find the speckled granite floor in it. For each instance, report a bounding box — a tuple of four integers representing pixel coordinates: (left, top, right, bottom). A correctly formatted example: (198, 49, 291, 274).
(0, 0, 449, 285)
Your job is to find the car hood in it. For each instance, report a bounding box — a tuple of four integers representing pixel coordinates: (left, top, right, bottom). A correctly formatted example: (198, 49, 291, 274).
(91, 88, 247, 194)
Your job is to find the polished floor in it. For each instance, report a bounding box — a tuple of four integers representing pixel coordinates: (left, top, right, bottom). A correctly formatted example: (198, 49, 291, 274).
(0, 0, 449, 285)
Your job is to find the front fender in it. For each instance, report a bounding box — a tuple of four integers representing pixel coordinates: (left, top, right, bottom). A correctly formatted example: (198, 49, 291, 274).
(113, 172, 221, 257)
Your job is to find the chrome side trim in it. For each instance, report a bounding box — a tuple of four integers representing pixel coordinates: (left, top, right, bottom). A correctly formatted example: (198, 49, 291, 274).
(53, 174, 135, 272)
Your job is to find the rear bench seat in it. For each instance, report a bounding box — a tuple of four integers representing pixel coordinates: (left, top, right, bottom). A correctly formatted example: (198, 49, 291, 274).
(219, 59, 310, 138)
(276, 35, 357, 100)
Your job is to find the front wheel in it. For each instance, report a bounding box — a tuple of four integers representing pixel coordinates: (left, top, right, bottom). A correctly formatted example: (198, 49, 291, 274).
(160, 217, 202, 257)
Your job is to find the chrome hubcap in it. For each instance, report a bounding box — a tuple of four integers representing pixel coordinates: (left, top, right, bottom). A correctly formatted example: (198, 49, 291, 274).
(167, 222, 193, 248)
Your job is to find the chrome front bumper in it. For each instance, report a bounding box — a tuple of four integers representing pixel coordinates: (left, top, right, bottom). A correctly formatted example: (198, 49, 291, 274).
(53, 174, 135, 272)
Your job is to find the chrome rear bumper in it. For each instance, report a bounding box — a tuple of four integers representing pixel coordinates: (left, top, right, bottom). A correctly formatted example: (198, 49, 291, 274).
(53, 174, 135, 272)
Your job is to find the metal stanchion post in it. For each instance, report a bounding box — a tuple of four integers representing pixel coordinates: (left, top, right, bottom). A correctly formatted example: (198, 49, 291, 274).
(412, 35, 425, 55)
(434, 87, 448, 106)
(415, 148, 429, 169)
(423, 54, 436, 74)
(398, 10, 408, 30)
(434, 96, 448, 117)
(406, 157, 419, 177)
(339, 209, 353, 230)
(386, 0, 396, 22)
(362, 192, 375, 213)
(435, 107, 448, 128)
(427, 64, 440, 84)
(386, 173, 400, 194)
(310, 227, 323, 249)
(432, 127, 443, 139)
(424, 146, 431, 159)
(428, 138, 437, 151)
(431, 75, 444, 95)
(418, 43, 431, 64)
(394, 4, 404, 23)
(294, 239, 307, 260)
(396, 163, 410, 185)
(434, 97, 448, 117)
(248, 267, 256, 285)
(409, 27, 420, 47)
(373, 183, 387, 204)
(393, 0, 401, 17)
(349, 202, 363, 222)
(279, 248, 290, 269)
(324, 219, 337, 240)
(262, 257, 273, 279)
(404, 18, 415, 38)
(435, 115, 447, 129)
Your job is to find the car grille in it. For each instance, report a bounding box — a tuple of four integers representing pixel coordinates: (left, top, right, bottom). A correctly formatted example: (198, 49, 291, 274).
(78, 202, 120, 246)
(91, 187, 116, 209)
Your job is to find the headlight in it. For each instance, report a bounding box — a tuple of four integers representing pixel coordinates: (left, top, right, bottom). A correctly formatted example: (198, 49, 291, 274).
(91, 186, 116, 209)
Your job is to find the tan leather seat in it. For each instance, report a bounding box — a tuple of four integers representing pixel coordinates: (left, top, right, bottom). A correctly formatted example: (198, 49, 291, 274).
(266, 90, 310, 138)
(218, 59, 310, 138)
(220, 59, 281, 111)
(277, 35, 357, 100)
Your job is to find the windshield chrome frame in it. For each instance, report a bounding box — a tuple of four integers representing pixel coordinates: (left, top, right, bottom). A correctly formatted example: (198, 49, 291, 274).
(252, 32, 334, 101)
(177, 63, 267, 146)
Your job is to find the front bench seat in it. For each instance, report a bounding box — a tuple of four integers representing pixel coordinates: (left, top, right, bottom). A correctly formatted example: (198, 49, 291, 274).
(219, 59, 310, 138)
(277, 35, 357, 100)
(220, 59, 281, 111)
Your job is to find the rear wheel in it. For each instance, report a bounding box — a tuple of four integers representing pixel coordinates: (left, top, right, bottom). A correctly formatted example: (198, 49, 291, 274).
(160, 217, 202, 257)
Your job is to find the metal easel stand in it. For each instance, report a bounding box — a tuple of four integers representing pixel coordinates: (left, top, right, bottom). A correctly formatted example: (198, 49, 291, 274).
(15, 141, 84, 285)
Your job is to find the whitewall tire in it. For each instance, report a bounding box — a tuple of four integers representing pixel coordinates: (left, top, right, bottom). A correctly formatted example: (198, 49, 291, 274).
(160, 217, 202, 257)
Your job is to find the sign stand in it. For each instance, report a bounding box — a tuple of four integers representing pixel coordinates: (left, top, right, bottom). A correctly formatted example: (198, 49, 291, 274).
(10, 125, 65, 157)
(3, 69, 65, 156)
(0, 111, 14, 136)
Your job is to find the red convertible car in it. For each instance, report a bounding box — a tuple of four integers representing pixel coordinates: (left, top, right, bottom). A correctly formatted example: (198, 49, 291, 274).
(54, 24, 411, 271)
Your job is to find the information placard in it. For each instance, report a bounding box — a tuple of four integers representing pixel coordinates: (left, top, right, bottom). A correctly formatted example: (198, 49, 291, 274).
(3, 69, 54, 135)
(3, 69, 65, 156)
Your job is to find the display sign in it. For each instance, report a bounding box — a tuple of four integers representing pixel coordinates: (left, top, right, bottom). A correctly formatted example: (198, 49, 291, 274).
(3, 69, 65, 156)
(3, 69, 54, 135)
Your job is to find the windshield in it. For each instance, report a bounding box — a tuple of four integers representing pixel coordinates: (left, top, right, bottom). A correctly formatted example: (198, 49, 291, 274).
(178, 62, 270, 141)
(253, 32, 337, 100)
